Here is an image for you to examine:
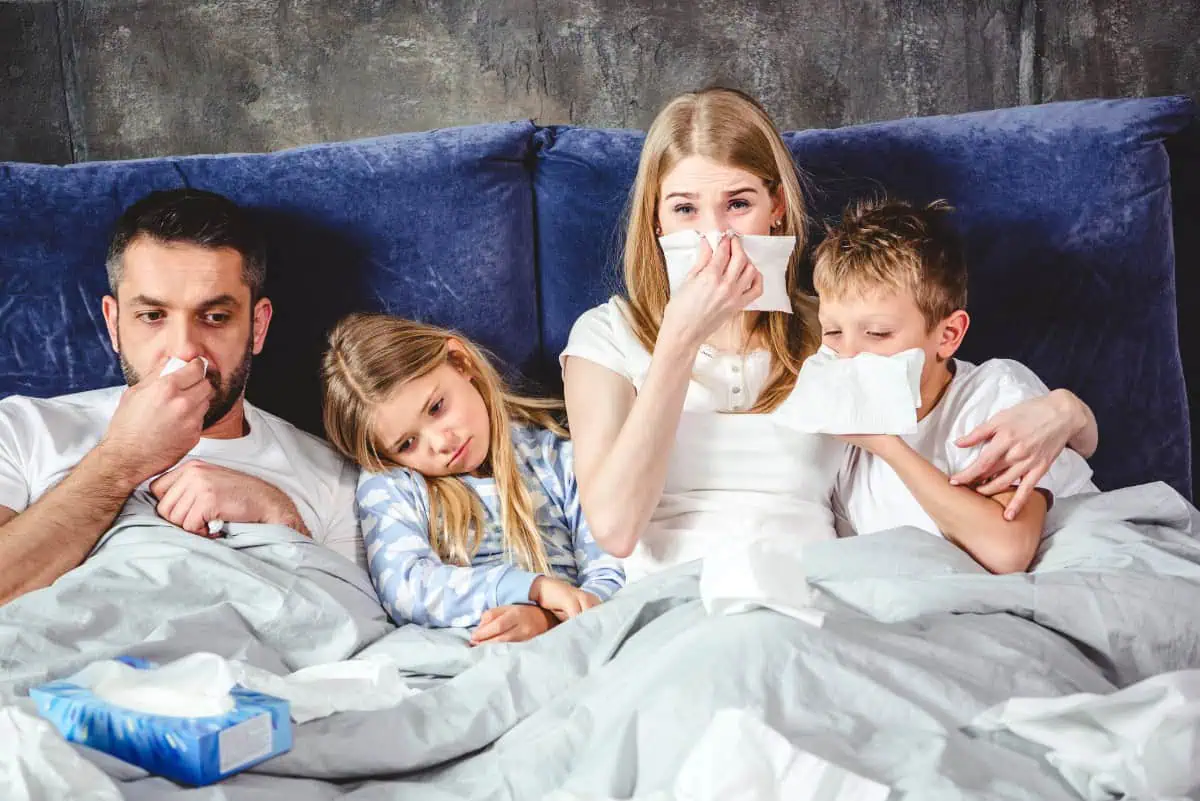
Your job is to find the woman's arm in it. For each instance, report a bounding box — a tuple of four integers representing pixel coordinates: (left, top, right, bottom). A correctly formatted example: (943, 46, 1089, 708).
(951, 390, 1098, 518)
(564, 234, 762, 558)
(563, 339, 696, 558)
(851, 435, 1047, 574)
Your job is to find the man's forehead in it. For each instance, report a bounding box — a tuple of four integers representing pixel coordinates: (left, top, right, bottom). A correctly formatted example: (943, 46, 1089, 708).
(117, 237, 250, 302)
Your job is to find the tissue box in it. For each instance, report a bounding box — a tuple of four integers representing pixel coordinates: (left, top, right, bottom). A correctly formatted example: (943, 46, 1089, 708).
(30, 659, 292, 787)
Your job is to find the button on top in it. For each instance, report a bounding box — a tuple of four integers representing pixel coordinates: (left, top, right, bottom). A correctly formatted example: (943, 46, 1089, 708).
(731, 386, 741, 395)
(731, 364, 741, 374)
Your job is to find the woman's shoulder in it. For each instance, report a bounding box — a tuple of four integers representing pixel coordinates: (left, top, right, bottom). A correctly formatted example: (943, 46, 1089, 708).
(560, 296, 646, 380)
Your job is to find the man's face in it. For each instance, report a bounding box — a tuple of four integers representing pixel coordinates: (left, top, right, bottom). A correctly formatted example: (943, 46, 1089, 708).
(101, 236, 272, 430)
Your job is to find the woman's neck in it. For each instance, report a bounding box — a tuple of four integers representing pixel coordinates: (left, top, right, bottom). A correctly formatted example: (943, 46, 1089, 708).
(704, 312, 763, 354)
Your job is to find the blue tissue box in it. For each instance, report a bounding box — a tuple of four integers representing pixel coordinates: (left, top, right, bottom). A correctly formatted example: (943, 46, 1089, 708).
(30, 657, 292, 786)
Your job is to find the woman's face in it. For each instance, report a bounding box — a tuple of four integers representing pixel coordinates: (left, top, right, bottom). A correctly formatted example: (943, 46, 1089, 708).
(656, 155, 782, 238)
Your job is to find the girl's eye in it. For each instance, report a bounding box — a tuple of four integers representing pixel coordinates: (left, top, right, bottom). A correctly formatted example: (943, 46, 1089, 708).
(397, 438, 414, 454)
(822, 330, 841, 338)
(430, 399, 444, 415)
(867, 331, 892, 339)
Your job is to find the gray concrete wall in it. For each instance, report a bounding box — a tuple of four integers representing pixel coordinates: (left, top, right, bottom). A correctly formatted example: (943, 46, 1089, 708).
(3, 0, 1197, 164)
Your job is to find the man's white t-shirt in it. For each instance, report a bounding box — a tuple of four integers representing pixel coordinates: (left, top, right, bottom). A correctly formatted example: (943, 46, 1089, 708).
(833, 358, 1098, 538)
(561, 297, 844, 581)
(0, 386, 365, 569)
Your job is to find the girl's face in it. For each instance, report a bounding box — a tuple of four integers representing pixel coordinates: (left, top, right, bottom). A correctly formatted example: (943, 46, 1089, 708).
(372, 344, 492, 477)
(656, 155, 783, 238)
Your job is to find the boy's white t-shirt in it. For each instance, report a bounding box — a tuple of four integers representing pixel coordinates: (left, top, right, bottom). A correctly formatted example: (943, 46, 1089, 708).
(0, 386, 365, 569)
(833, 358, 1098, 538)
(561, 297, 845, 581)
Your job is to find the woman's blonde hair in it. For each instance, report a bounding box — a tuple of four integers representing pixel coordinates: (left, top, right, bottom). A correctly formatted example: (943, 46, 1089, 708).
(622, 87, 820, 412)
(322, 313, 565, 574)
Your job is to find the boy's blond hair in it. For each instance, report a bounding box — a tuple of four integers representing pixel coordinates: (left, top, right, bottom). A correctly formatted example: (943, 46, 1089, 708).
(812, 199, 967, 330)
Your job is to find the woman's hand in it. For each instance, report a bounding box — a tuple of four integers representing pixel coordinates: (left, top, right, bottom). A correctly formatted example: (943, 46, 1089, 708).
(660, 232, 763, 350)
(469, 605, 559, 646)
(950, 391, 1092, 519)
(529, 576, 602, 621)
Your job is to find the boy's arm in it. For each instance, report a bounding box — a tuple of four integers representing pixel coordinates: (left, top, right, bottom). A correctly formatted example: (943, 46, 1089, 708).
(847, 435, 1047, 574)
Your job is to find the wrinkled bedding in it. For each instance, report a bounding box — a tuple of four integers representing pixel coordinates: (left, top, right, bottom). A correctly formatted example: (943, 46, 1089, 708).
(3, 483, 1199, 800)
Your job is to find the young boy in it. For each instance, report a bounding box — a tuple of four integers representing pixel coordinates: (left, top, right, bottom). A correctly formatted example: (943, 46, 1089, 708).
(813, 199, 1096, 574)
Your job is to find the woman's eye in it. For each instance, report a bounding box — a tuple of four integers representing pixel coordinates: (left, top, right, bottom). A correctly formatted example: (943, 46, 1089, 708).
(867, 331, 892, 339)
(822, 330, 841, 338)
(729, 199, 751, 210)
(673, 204, 696, 215)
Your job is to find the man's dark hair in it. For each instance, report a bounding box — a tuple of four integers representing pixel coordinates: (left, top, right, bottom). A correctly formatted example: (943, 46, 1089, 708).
(106, 188, 267, 300)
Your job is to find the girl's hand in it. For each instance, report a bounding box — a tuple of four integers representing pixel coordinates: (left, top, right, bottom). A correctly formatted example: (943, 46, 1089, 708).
(469, 605, 558, 646)
(660, 233, 763, 351)
(530, 576, 601, 621)
(951, 392, 1087, 520)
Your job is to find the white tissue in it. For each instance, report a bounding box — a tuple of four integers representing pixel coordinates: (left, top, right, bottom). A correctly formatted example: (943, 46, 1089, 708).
(66, 653, 419, 725)
(674, 710, 890, 801)
(659, 230, 795, 313)
(73, 654, 236, 718)
(160, 356, 209, 378)
(969, 670, 1200, 801)
(0, 704, 123, 801)
(774, 345, 925, 435)
(236, 659, 419, 724)
(547, 710, 889, 801)
(700, 537, 825, 627)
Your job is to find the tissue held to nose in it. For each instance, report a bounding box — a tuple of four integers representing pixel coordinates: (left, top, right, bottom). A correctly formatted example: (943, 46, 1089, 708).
(658, 229, 796, 313)
(161, 356, 209, 378)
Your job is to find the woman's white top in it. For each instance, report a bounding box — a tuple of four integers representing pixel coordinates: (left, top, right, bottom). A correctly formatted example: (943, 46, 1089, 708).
(561, 297, 844, 581)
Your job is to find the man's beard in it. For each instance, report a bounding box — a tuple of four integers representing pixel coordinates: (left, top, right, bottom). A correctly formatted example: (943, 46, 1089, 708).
(119, 336, 254, 430)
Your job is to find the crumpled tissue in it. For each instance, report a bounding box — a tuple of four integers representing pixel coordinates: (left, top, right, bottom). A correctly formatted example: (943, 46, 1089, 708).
(775, 345, 925, 435)
(0, 703, 123, 801)
(659, 229, 796, 313)
(545, 709, 889, 801)
(699, 536, 825, 627)
(969, 669, 1200, 801)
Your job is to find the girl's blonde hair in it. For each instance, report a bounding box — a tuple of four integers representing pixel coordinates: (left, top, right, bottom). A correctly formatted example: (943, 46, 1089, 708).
(622, 87, 820, 412)
(322, 313, 565, 574)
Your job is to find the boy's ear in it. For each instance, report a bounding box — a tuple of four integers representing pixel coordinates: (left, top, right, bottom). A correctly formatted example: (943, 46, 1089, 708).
(936, 310, 970, 360)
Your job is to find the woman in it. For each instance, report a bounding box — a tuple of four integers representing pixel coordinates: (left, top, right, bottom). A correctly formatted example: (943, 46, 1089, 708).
(561, 88, 1097, 580)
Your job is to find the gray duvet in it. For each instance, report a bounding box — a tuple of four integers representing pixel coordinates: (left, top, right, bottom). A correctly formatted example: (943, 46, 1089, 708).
(3, 482, 1200, 800)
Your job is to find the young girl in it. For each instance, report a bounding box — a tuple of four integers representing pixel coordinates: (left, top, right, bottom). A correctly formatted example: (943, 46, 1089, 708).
(321, 313, 624, 645)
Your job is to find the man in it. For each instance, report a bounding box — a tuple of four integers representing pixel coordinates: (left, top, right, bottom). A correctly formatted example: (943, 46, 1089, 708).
(0, 189, 361, 604)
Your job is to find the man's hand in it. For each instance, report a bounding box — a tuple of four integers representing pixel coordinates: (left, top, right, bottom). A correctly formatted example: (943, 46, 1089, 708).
(149, 461, 308, 537)
(529, 576, 602, 621)
(98, 357, 212, 483)
(470, 605, 559, 646)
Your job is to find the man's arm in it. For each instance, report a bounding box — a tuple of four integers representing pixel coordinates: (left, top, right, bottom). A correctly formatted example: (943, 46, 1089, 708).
(0, 358, 212, 605)
(0, 445, 145, 604)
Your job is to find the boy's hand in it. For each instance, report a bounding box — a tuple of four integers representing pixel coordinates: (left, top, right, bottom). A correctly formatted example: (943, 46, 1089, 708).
(838, 433, 904, 457)
(529, 576, 602, 621)
(470, 605, 559, 646)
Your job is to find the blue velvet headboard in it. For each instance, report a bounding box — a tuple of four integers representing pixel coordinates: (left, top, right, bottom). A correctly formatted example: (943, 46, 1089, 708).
(0, 98, 1194, 498)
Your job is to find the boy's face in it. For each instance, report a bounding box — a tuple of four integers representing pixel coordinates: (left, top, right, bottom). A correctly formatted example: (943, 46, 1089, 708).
(817, 288, 969, 386)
